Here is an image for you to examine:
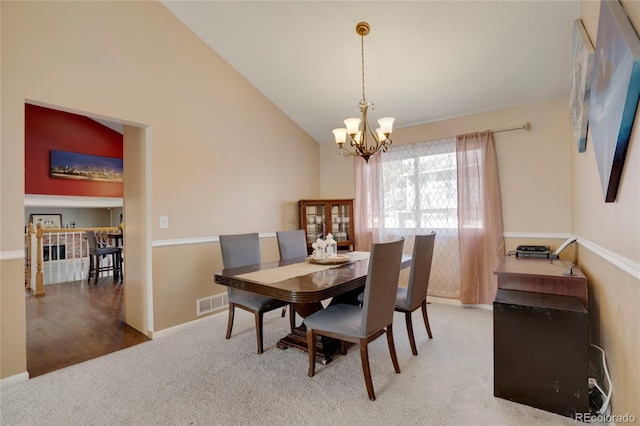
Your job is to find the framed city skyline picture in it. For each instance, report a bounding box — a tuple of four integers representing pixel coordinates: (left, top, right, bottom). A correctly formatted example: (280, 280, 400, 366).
(50, 150, 123, 183)
(588, 0, 640, 202)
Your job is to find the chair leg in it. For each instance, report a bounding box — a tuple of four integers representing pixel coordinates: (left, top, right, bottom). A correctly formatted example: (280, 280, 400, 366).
(88, 254, 94, 283)
(225, 304, 235, 340)
(307, 328, 316, 377)
(118, 251, 124, 283)
(112, 253, 119, 280)
(386, 323, 401, 374)
(255, 311, 264, 354)
(405, 311, 418, 356)
(94, 255, 99, 285)
(359, 340, 375, 401)
(421, 300, 433, 339)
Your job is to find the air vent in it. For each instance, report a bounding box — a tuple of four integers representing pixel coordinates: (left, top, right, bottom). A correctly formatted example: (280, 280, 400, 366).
(196, 293, 228, 316)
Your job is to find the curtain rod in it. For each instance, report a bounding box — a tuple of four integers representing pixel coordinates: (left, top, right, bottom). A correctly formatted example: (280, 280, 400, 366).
(490, 122, 532, 134)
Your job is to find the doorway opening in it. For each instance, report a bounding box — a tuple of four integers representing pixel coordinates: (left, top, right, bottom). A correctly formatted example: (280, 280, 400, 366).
(23, 100, 152, 376)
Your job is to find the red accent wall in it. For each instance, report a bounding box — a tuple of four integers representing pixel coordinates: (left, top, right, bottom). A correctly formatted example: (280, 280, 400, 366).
(25, 104, 123, 197)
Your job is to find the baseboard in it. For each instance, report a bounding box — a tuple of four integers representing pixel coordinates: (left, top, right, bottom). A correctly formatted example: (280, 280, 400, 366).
(0, 371, 29, 388)
(427, 296, 493, 310)
(149, 308, 226, 339)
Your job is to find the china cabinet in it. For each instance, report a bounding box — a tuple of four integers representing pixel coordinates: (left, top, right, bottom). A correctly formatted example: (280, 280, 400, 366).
(299, 199, 355, 253)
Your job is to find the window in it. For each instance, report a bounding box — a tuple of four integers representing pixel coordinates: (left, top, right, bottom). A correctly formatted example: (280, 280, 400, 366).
(379, 137, 460, 298)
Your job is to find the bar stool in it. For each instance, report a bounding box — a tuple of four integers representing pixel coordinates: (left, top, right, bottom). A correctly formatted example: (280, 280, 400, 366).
(86, 231, 122, 284)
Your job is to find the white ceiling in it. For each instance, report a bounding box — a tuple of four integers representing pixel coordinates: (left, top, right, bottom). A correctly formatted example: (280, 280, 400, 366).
(161, 1, 580, 144)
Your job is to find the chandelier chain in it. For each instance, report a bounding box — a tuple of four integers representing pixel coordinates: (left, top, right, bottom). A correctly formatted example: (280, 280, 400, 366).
(361, 33, 366, 103)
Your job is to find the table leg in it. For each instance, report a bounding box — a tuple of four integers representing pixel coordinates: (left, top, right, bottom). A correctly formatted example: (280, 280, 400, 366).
(276, 302, 342, 364)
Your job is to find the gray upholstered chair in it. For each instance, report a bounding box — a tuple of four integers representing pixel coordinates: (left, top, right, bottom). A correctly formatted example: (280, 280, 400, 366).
(276, 229, 308, 260)
(220, 233, 290, 354)
(276, 230, 308, 329)
(304, 238, 405, 401)
(395, 232, 436, 355)
(86, 230, 122, 285)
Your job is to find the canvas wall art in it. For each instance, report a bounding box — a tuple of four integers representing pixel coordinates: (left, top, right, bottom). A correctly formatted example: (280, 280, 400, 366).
(588, 0, 640, 202)
(570, 19, 595, 153)
(50, 150, 123, 183)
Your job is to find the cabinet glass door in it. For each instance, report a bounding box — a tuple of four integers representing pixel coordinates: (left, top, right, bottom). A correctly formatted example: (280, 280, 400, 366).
(304, 204, 326, 243)
(330, 203, 351, 242)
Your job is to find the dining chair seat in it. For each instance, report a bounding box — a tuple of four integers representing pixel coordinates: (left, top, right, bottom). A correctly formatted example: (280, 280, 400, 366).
(228, 287, 287, 312)
(395, 287, 413, 311)
(303, 304, 364, 336)
(304, 238, 405, 401)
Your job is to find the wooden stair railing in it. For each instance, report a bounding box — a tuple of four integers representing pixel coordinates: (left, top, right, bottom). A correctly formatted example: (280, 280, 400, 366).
(25, 225, 120, 296)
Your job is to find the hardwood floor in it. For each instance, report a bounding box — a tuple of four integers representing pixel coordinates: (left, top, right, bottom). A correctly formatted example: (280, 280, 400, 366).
(25, 276, 149, 378)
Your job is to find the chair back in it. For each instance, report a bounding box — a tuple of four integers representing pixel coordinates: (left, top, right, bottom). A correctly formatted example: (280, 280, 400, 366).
(276, 230, 308, 260)
(86, 231, 98, 254)
(219, 233, 261, 269)
(405, 233, 436, 310)
(360, 238, 405, 335)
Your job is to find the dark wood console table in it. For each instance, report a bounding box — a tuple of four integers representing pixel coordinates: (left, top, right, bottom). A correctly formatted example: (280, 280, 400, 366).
(493, 257, 589, 418)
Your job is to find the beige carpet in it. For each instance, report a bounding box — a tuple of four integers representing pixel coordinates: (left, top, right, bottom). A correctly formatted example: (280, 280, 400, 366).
(1, 302, 589, 425)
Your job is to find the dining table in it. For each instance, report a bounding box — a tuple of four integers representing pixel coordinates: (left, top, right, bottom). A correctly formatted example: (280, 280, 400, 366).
(214, 251, 412, 364)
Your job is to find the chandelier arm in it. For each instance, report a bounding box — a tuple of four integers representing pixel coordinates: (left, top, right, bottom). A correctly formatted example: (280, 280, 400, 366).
(365, 124, 381, 152)
(338, 144, 360, 158)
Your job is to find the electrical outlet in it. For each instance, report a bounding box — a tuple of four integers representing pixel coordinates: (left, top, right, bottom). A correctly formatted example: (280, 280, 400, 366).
(588, 377, 598, 388)
(159, 215, 169, 229)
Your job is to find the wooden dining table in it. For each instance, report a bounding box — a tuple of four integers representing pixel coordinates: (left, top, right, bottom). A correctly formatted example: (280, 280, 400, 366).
(214, 252, 412, 363)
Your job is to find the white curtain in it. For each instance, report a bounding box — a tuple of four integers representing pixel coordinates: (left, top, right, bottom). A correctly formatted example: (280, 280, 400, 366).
(354, 154, 382, 251)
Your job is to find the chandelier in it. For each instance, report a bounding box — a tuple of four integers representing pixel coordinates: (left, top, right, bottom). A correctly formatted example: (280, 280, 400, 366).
(333, 22, 395, 163)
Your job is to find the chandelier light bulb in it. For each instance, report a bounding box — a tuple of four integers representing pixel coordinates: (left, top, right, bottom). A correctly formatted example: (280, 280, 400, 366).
(344, 118, 361, 135)
(333, 128, 347, 145)
(377, 117, 395, 135)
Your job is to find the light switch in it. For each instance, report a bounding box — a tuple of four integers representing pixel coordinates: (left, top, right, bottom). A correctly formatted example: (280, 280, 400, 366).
(159, 215, 169, 229)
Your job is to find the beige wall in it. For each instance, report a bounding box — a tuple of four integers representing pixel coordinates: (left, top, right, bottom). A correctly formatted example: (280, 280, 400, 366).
(321, 97, 574, 235)
(0, 260, 27, 379)
(152, 236, 281, 331)
(571, 0, 639, 417)
(1, 1, 319, 379)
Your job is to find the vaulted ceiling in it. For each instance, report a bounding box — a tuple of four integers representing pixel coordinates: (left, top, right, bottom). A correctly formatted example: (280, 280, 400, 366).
(161, 1, 580, 144)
